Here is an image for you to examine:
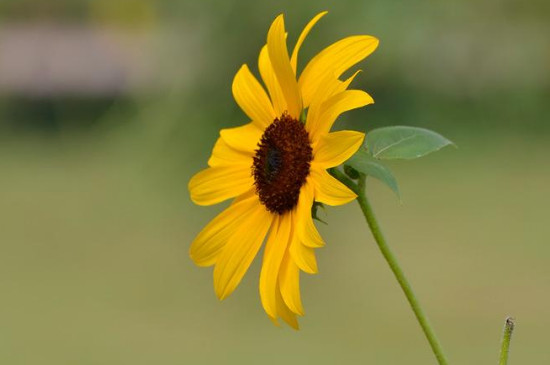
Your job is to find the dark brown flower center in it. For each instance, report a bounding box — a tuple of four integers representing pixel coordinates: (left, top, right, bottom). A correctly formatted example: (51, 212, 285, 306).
(252, 113, 313, 214)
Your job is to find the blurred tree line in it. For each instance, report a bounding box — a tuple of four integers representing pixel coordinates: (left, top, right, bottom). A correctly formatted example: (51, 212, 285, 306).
(0, 0, 548, 136)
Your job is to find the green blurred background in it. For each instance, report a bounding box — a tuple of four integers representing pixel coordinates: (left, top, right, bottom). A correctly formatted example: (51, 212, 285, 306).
(1, 0, 549, 364)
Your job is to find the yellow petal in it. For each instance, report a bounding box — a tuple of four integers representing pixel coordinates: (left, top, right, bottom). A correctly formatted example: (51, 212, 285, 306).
(309, 70, 362, 111)
(290, 238, 318, 274)
(188, 166, 253, 206)
(190, 194, 257, 267)
(305, 71, 367, 139)
(278, 249, 304, 315)
(219, 123, 262, 153)
(259, 45, 287, 117)
(304, 83, 342, 141)
(274, 281, 299, 329)
(208, 137, 253, 167)
(299, 35, 379, 107)
(309, 90, 373, 144)
(337, 69, 362, 93)
(310, 168, 357, 206)
(213, 201, 273, 300)
(260, 214, 291, 319)
(231, 188, 256, 205)
(232, 64, 275, 128)
(313, 130, 365, 169)
(296, 183, 324, 248)
(290, 11, 328, 73)
(267, 14, 302, 118)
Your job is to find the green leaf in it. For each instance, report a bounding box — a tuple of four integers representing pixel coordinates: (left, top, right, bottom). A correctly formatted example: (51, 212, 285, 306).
(346, 148, 400, 198)
(365, 126, 454, 160)
(311, 202, 327, 224)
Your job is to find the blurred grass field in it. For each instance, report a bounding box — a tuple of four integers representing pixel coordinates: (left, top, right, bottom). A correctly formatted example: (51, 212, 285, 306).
(1, 0, 549, 364)
(1, 132, 549, 364)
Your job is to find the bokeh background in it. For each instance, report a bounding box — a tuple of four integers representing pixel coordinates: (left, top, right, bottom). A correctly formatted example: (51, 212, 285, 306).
(1, 0, 549, 364)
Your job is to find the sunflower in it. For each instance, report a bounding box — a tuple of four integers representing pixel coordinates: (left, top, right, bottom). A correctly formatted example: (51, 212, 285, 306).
(188, 11, 378, 329)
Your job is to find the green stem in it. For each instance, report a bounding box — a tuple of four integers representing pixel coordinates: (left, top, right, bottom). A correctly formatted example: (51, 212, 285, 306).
(499, 317, 515, 365)
(332, 169, 449, 364)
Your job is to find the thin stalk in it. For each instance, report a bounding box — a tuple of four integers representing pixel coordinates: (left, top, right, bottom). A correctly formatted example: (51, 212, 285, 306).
(331, 169, 449, 364)
(498, 317, 515, 365)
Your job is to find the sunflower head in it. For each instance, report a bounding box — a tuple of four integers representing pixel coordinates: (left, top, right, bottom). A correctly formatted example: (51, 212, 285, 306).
(253, 113, 313, 214)
(188, 11, 378, 329)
